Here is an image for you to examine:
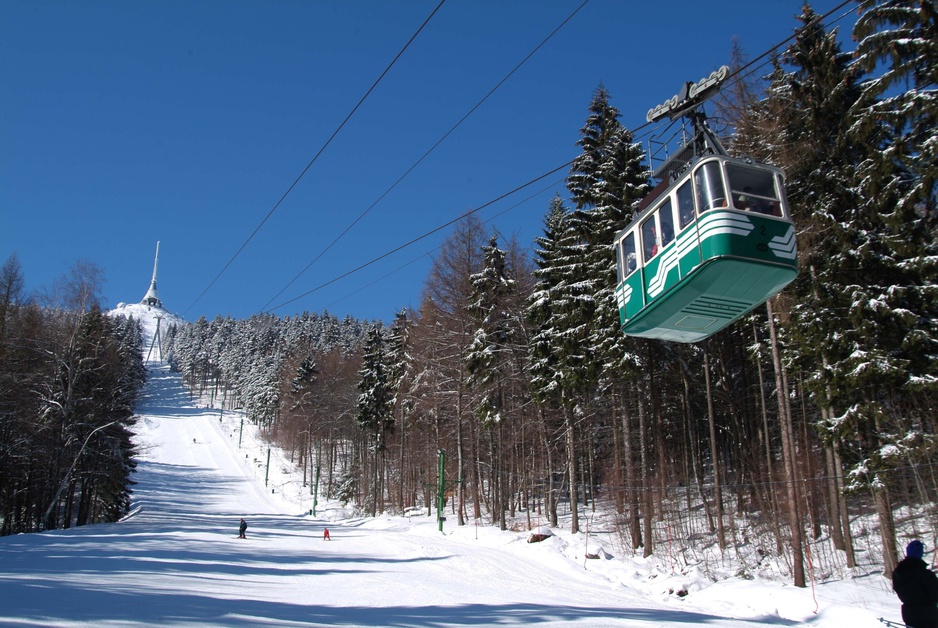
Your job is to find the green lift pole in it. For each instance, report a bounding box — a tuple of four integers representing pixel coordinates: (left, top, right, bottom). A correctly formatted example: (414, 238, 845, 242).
(312, 441, 321, 516)
(313, 465, 320, 516)
(437, 449, 446, 533)
(264, 446, 271, 487)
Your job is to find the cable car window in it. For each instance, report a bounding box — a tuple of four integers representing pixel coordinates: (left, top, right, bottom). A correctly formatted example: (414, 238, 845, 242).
(694, 162, 727, 212)
(727, 164, 781, 216)
(641, 217, 658, 262)
(619, 232, 637, 279)
(677, 181, 695, 229)
(659, 199, 675, 248)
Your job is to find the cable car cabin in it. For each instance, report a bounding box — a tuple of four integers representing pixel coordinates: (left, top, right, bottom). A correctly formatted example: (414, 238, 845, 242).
(613, 154, 797, 343)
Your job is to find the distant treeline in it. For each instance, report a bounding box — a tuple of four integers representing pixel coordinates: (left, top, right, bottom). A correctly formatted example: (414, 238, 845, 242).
(0, 256, 146, 535)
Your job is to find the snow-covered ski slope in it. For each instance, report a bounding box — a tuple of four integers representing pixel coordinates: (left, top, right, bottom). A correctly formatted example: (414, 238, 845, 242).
(0, 308, 901, 627)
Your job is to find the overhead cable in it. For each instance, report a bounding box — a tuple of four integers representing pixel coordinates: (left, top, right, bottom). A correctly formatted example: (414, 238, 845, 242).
(204, 0, 857, 318)
(261, 0, 592, 312)
(181, 0, 447, 317)
(267, 162, 573, 312)
(321, 177, 566, 312)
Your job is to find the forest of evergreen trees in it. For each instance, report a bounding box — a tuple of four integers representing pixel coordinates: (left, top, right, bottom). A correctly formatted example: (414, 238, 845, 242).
(1, 1, 933, 590)
(162, 2, 937, 586)
(0, 256, 146, 535)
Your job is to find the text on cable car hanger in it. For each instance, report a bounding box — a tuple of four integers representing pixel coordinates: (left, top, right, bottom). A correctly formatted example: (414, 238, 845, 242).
(646, 66, 730, 123)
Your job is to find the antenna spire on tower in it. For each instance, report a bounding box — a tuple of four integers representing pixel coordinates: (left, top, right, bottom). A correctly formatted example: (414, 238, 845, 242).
(141, 241, 163, 309)
(151, 241, 160, 284)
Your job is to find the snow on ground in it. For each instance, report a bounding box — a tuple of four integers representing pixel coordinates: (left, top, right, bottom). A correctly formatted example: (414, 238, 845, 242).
(112, 302, 184, 363)
(0, 305, 905, 627)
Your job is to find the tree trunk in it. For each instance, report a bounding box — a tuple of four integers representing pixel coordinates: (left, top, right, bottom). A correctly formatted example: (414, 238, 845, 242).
(538, 405, 558, 528)
(753, 324, 783, 555)
(612, 387, 624, 515)
(823, 440, 845, 552)
(621, 387, 642, 549)
(456, 408, 466, 526)
(637, 380, 653, 557)
(703, 349, 726, 550)
(767, 300, 805, 587)
(564, 405, 579, 534)
(874, 484, 898, 578)
(832, 444, 856, 568)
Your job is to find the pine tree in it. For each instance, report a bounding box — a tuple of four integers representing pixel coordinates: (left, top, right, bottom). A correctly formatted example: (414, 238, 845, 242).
(566, 86, 648, 373)
(356, 324, 395, 516)
(527, 198, 593, 406)
(291, 356, 318, 397)
(387, 310, 410, 403)
(854, 0, 938, 218)
(841, 0, 938, 573)
(466, 235, 516, 427)
(733, 5, 866, 586)
(386, 308, 413, 514)
(565, 85, 649, 408)
(526, 196, 591, 534)
(754, 2, 938, 579)
(465, 235, 518, 530)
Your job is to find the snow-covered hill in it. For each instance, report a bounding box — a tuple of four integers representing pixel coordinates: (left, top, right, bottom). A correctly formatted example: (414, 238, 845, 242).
(0, 344, 904, 627)
(110, 301, 185, 364)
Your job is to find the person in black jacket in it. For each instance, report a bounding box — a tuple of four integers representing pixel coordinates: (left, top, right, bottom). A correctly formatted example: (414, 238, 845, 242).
(892, 540, 938, 628)
(238, 518, 247, 539)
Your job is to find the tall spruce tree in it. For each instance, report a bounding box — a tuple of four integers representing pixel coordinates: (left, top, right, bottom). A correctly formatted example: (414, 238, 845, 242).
(466, 235, 516, 529)
(386, 309, 413, 515)
(526, 196, 590, 533)
(466, 235, 516, 428)
(527, 197, 579, 403)
(733, 5, 866, 586)
(843, 0, 938, 573)
(566, 86, 648, 372)
(356, 324, 395, 516)
(854, 0, 938, 218)
(571, 85, 650, 533)
(755, 2, 938, 578)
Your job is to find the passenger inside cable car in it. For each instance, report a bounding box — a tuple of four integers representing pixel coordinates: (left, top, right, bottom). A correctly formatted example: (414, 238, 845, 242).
(642, 219, 658, 260)
(727, 163, 782, 216)
(659, 199, 675, 246)
(677, 181, 695, 229)
(621, 233, 637, 276)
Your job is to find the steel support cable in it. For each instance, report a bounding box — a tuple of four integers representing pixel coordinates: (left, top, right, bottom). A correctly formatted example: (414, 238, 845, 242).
(182, 0, 447, 317)
(272, 0, 857, 316)
(320, 177, 566, 311)
(720, 0, 855, 96)
(630, 0, 855, 142)
(261, 0, 593, 312)
(267, 161, 573, 312)
(203, 0, 855, 317)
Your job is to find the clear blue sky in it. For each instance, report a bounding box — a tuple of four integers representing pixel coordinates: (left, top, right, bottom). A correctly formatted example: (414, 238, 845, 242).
(1, 1, 849, 323)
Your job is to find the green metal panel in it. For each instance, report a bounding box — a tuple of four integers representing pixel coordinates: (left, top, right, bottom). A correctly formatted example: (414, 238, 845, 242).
(622, 257, 797, 342)
(616, 209, 797, 343)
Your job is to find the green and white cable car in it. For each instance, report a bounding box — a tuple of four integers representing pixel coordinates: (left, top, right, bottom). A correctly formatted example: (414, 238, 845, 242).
(613, 67, 798, 343)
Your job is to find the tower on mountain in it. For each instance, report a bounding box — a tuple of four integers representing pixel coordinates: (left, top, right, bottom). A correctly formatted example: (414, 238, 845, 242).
(141, 241, 163, 309)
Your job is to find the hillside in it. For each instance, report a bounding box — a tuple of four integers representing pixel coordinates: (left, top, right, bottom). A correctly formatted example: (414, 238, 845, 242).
(0, 304, 903, 627)
(110, 301, 185, 365)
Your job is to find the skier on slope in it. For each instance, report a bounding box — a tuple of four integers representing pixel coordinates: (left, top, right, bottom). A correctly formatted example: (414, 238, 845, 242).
(239, 518, 247, 539)
(892, 540, 938, 628)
